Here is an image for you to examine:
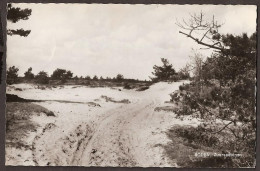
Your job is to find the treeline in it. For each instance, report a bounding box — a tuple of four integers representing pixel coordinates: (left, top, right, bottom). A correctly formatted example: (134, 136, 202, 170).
(7, 57, 190, 85)
(6, 67, 149, 85)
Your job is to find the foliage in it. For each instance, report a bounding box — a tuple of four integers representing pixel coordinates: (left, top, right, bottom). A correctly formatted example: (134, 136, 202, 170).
(174, 13, 256, 167)
(7, 4, 32, 37)
(51, 68, 73, 83)
(24, 67, 34, 79)
(123, 82, 131, 89)
(85, 76, 91, 80)
(177, 67, 190, 80)
(136, 86, 150, 91)
(151, 58, 177, 82)
(6, 102, 54, 151)
(93, 75, 98, 81)
(175, 126, 219, 147)
(116, 74, 124, 82)
(35, 71, 49, 84)
(7, 29, 31, 37)
(7, 66, 19, 84)
(169, 125, 255, 167)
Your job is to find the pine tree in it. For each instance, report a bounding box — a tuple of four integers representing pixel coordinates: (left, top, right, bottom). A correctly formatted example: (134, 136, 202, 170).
(151, 58, 176, 82)
(7, 4, 32, 37)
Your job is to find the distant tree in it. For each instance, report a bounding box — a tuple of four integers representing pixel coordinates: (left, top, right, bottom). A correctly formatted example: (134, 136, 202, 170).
(35, 71, 49, 84)
(93, 75, 98, 81)
(116, 74, 124, 82)
(66, 70, 73, 79)
(7, 66, 19, 84)
(100, 76, 104, 80)
(80, 76, 83, 79)
(24, 67, 34, 79)
(7, 4, 32, 37)
(85, 75, 91, 80)
(74, 75, 78, 80)
(51, 68, 66, 79)
(150, 58, 177, 82)
(51, 68, 73, 81)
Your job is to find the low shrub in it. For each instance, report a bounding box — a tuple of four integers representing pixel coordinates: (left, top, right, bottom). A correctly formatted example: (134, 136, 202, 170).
(165, 124, 255, 168)
(179, 85, 185, 91)
(136, 86, 149, 91)
(123, 82, 131, 89)
(174, 126, 219, 147)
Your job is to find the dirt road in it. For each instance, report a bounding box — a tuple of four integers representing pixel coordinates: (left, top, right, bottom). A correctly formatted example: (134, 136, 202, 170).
(79, 100, 163, 167)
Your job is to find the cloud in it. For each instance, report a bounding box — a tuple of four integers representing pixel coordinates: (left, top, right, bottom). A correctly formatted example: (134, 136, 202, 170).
(7, 4, 256, 79)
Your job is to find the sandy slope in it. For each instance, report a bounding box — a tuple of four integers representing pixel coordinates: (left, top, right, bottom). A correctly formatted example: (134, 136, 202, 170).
(6, 81, 200, 167)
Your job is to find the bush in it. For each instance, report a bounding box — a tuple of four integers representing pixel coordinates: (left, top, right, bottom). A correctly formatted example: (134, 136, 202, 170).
(179, 85, 185, 91)
(116, 74, 124, 82)
(35, 71, 49, 84)
(7, 66, 19, 84)
(170, 91, 181, 102)
(175, 126, 219, 147)
(170, 75, 180, 82)
(123, 82, 131, 89)
(24, 67, 34, 79)
(169, 123, 255, 167)
(136, 86, 149, 91)
(170, 78, 256, 167)
(51, 68, 73, 80)
(178, 71, 190, 80)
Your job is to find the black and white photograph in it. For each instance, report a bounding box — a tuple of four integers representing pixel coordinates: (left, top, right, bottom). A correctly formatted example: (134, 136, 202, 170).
(5, 3, 257, 168)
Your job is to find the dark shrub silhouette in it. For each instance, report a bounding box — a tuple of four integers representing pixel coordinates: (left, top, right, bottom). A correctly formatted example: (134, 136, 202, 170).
(35, 71, 49, 84)
(7, 66, 19, 84)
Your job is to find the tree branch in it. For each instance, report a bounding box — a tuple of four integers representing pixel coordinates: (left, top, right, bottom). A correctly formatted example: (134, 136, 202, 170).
(179, 31, 224, 51)
(210, 121, 233, 134)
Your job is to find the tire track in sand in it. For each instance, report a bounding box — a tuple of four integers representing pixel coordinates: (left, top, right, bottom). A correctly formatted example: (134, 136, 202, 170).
(78, 100, 159, 167)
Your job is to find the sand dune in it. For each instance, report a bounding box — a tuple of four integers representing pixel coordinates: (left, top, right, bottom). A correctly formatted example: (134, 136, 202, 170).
(6, 81, 200, 167)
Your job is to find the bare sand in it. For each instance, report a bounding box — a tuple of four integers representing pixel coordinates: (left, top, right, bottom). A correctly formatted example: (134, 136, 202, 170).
(6, 81, 200, 167)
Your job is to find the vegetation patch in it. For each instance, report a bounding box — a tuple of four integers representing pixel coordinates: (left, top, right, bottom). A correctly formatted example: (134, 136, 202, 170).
(101, 95, 130, 104)
(164, 125, 253, 168)
(6, 102, 55, 149)
(154, 105, 177, 112)
(164, 12, 256, 168)
(136, 86, 150, 91)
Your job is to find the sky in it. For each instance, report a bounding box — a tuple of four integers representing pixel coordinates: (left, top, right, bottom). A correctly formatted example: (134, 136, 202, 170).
(7, 4, 256, 80)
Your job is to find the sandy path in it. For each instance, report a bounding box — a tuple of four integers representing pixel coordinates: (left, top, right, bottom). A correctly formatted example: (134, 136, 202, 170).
(77, 82, 186, 167)
(80, 101, 152, 166)
(7, 81, 200, 167)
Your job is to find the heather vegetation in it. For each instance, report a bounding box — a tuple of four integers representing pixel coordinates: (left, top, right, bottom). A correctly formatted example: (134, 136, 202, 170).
(165, 13, 256, 167)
